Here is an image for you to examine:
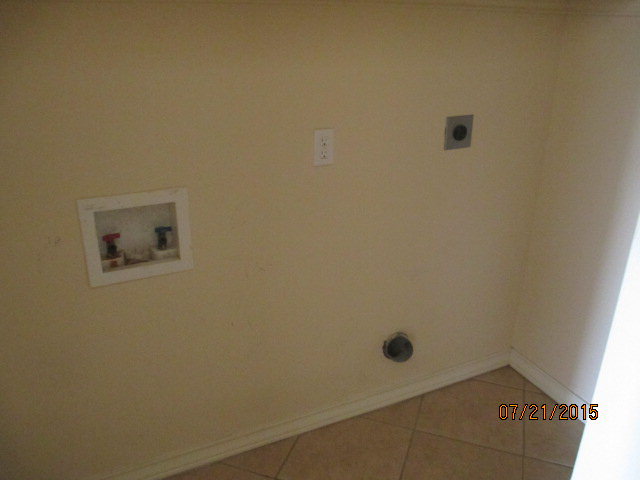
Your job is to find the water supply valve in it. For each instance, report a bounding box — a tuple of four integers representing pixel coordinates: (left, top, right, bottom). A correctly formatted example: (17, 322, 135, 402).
(102, 233, 121, 259)
(154, 226, 172, 250)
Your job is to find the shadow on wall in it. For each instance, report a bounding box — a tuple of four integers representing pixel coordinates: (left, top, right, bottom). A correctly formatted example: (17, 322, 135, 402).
(515, 13, 640, 402)
(566, 21, 640, 400)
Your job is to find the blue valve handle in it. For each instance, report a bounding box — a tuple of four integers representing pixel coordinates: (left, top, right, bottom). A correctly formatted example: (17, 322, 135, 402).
(154, 226, 172, 250)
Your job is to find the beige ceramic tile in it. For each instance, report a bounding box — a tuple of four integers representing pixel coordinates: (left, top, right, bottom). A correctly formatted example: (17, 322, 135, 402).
(223, 437, 296, 477)
(416, 379, 524, 454)
(474, 367, 525, 389)
(165, 462, 268, 480)
(402, 431, 522, 480)
(278, 417, 412, 480)
(525, 379, 543, 393)
(362, 396, 422, 429)
(524, 457, 572, 480)
(524, 391, 584, 466)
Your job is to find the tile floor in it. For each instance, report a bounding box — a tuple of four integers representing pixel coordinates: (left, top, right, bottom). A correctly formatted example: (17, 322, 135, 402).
(166, 367, 584, 480)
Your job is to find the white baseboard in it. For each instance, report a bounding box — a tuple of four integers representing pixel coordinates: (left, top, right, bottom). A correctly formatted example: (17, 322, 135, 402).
(89, 348, 591, 480)
(93, 350, 510, 480)
(510, 348, 588, 417)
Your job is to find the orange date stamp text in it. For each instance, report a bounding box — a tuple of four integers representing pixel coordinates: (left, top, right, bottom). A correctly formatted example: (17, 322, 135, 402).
(498, 403, 598, 421)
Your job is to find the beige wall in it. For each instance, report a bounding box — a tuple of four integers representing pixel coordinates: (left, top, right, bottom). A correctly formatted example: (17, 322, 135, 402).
(513, 12, 640, 402)
(0, 2, 562, 479)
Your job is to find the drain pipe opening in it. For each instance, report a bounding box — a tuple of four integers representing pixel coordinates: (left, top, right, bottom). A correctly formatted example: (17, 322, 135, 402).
(383, 332, 413, 363)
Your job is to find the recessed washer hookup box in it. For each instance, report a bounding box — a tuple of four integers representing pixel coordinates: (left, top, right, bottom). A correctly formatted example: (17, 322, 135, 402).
(77, 187, 194, 287)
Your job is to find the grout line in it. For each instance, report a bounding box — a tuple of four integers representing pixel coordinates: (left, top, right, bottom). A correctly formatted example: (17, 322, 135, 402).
(221, 436, 301, 480)
(471, 378, 525, 392)
(520, 384, 581, 471)
(358, 394, 425, 431)
(414, 378, 526, 458)
(413, 395, 424, 430)
(397, 395, 424, 480)
(523, 455, 576, 469)
(219, 461, 277, 479)
(416, 430, 524, 458)
(398, 428, 416, 480)
(274, 435, 300, 480)
(360, 415, 415, 432)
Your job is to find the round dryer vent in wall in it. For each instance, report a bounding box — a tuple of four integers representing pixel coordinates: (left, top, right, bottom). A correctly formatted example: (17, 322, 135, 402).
(382, 332, 413, 363)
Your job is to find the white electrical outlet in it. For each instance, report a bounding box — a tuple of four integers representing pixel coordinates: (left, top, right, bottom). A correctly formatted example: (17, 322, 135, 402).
(314, 128, 334, 166)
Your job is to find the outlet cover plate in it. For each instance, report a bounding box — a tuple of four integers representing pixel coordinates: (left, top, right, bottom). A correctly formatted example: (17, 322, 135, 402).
(445, 115, 474, 150)
(314, 128, 334, 166)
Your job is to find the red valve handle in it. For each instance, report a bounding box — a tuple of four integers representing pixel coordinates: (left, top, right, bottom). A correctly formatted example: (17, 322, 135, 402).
(102, 233, 121, 243)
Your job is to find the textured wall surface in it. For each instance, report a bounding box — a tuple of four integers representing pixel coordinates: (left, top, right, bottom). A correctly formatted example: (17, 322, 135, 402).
(1, 2, 562, 479)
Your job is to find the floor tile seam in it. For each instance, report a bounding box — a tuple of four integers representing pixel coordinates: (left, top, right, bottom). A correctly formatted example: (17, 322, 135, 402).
(522, 454, 575, 469)
(414, 429, 525, 458)
(397, 427, 418, 480)
(274, 435, 300, 480)
(359, 415, 415, 432)
(471, 378, 525, 392)
(413, 396, 425, 430)
(397, 396, 425, 480)
(219, 460, 276, 479)
(398, 395, 424, 480)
